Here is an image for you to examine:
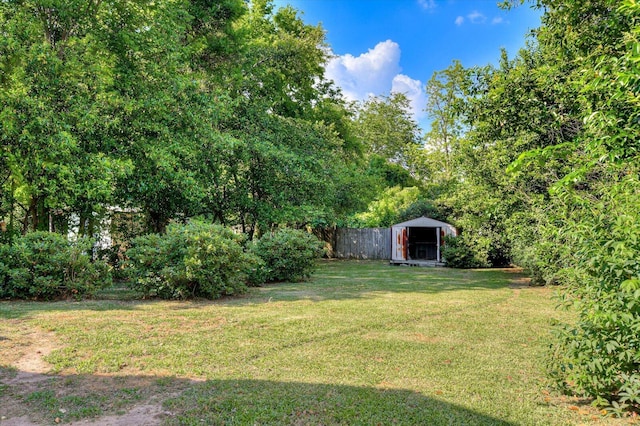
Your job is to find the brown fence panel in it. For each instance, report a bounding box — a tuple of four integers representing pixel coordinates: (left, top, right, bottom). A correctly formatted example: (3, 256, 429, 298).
(314, 227, 391, 260)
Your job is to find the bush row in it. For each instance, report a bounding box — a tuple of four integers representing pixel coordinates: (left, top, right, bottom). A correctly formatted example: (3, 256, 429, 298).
(126, 223, 324, 299)
(0, 223, 324, 300)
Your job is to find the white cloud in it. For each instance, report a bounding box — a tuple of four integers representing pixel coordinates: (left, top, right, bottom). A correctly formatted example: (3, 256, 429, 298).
(325, 40, 401, 102)
(418, 0, 436, 10)
(325, 40, 426, 124)
(456, 10, 489, 26)
(491, 16, 505, 25)
(467, 10, 487, 24)
(391, 74, 428, 121)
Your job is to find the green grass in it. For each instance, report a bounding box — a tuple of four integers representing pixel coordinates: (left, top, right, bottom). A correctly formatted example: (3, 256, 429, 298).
(25, 389, 105, 422)
(0, 261, 625, 425)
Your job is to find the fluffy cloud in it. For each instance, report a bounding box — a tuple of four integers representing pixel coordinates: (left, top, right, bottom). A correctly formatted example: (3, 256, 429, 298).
(325, 40, 426, 123)
(455, 16, 464, 26)
(325, 40, 401, 102)
(391, 74, 427, 121)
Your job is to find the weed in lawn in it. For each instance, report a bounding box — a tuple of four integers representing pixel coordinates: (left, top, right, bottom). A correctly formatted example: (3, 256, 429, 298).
(118, 387, 141, 398)
(25, 389, 57, 411)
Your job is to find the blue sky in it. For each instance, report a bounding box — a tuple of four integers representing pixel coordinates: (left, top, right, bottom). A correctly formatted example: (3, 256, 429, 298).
(272, 0, 542, 128)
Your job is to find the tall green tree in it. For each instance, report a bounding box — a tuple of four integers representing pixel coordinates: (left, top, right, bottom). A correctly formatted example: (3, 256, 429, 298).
(102, 0, 248, 233)
(208, 0, 367, 234)
(352, 92, 421, 166)
(421, 60, 469, 183)
(0, 0, 130, 235)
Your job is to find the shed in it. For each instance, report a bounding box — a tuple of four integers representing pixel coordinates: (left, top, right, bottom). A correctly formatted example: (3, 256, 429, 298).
(390, 217, 457, 265)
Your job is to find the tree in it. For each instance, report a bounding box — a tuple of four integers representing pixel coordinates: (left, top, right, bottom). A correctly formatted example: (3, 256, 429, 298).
(449, 0, 640, 407)
(422, 60, 469, 183)
(208, 0, 367, 234)
(351, 186, 422, 228)
(352, 92, 421, 166)
(0, 1, 130, 235)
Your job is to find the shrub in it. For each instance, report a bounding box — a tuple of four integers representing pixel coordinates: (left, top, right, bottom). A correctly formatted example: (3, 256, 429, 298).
(0, 232, 111, 300)
(250, 228, 324, 282)
(441, 235, 489, 269)
(549, 176, 640, 412)
(125, 221, 260, 299)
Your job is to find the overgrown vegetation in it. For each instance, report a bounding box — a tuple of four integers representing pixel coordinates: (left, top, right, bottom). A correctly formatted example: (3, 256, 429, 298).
(549, 175, 640, 412)
(441, 235, 489, 269)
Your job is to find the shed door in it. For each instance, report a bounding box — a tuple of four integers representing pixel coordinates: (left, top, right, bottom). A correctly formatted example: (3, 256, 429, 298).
(392, 226, 407, 261)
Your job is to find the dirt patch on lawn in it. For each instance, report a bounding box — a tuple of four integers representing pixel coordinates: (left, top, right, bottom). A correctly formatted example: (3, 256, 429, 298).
(14, 331, 57, 371)
(0, 327, 192, 425)
(1, 328, 59, 423)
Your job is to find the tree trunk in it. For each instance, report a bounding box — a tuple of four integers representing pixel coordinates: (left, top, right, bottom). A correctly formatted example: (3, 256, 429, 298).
(147, 210, 168, 234)
(8, 178, 16, 239)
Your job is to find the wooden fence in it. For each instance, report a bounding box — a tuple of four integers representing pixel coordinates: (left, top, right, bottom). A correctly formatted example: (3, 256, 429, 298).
(314, 227, 391, 260)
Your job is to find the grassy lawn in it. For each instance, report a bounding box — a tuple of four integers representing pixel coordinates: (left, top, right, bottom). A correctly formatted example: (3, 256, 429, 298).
(0, 261, 629, 425)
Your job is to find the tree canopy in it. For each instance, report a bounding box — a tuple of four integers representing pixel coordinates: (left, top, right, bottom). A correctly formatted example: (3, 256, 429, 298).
(0, 0, 370, 237)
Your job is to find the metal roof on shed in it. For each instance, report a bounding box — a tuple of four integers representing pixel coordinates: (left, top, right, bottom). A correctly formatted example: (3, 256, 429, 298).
(391, 216, 454, 229)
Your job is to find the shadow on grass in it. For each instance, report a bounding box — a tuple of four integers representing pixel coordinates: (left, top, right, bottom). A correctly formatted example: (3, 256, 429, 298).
(165, 378, 518, 425)
(0, 369, 516, 425)
(0, 299, 141, 320)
